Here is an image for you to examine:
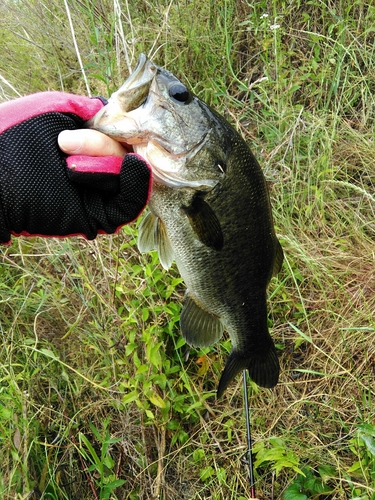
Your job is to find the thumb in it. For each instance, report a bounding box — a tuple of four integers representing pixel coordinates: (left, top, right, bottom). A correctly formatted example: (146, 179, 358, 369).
(59, 129, 128, 157)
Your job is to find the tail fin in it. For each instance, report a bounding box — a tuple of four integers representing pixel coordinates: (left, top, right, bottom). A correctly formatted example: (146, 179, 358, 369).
(217, 346, 279, 398)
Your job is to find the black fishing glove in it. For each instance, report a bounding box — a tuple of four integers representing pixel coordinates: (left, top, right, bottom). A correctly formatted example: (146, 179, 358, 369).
(0, 91, 152, 244)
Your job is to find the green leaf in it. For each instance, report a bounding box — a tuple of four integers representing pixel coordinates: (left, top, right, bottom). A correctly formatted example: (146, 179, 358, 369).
(145, 409, 155, 420)
(347, 460, 361, 474)
(217, 467, 227, 484)
(175, 336, 186, 349)
(284, 482, 308, 500)
(103, 479, 126, 490)
(193, 448, 205, 463)
(79, 433, 102, 470)
(358, 423, 375, 436)
(122, 391, 138, 405)
(152, 372, 167, 390)
(166, 419, 179, 431)
(39, 348, 58, 360)
(360, 434, 375, 457)
(318, 464, 336, 480)
(148, 392, 167, 408)
(142, 308, 149, 321)
(0, 406, 12, 419)
(136, 364, 148, 375)
(200, 466, 215, 482)
(148, 342, 163, 368)
(125, 342, 137, 356)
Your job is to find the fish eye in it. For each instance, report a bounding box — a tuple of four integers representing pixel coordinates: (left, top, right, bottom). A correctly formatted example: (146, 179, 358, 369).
(169, 83, 191, 104)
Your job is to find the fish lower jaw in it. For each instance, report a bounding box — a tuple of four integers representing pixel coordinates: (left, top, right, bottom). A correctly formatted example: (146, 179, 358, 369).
(151, 170, 218, 189)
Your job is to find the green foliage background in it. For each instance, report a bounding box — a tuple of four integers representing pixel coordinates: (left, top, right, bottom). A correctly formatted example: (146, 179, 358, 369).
(0, 1, 374, 499)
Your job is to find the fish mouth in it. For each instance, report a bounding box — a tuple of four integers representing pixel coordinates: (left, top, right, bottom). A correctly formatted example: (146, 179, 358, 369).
(88, 54, 157, 130)
(115, 54, 157, 113)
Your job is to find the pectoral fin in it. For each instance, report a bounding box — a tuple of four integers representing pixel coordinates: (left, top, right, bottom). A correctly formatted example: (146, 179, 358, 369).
(138, 212, 174, 270)
(182, 197, 224, 251)
(180, 291, 224, 348)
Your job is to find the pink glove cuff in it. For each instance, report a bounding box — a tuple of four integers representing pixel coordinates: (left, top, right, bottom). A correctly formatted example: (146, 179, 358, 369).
(66, 155, 123, 174)
(66, 152, 151, 176)
(0, 92, 103, 134)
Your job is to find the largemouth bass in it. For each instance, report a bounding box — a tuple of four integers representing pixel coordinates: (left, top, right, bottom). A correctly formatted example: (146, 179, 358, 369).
(89, 54, 283, 397)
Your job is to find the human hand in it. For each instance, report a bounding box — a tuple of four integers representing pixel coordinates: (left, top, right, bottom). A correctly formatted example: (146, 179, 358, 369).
(0, 92, 151, 244)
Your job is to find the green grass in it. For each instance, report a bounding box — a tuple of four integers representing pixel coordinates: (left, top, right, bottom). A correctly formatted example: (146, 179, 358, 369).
(1, 0, 375, 499)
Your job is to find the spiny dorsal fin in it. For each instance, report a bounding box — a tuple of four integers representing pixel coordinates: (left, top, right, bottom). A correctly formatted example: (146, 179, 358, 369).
(137, 211, 174, 270)
(180, 291, 224, 348)
(182, 197, 224, 251)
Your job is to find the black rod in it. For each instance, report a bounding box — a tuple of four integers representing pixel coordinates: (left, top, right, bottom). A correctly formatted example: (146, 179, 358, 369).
(243, 370, 256, 498)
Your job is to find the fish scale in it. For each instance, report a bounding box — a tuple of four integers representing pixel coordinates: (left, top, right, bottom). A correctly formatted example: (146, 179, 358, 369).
(89, 54, 283, 397)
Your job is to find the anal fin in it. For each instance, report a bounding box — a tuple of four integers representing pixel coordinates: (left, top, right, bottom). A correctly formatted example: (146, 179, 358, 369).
(180, 291, 224, 348)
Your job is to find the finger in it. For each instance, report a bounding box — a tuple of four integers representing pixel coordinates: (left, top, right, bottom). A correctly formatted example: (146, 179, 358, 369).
(58, 129, 129, 157)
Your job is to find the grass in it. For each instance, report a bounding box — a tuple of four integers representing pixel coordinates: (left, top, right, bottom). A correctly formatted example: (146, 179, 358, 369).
(1, 0, 374, 498)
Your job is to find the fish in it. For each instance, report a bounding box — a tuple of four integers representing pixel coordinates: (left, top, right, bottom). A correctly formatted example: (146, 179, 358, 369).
(88, 53, 283, 398)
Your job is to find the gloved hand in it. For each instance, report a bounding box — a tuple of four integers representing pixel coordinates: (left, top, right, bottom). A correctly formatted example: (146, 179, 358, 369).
(0, 91, 152, 244)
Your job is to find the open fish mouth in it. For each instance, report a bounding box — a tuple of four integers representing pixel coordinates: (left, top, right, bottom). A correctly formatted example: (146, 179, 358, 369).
(115, 53, 156, 112)
(87, 54, 157, 131)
